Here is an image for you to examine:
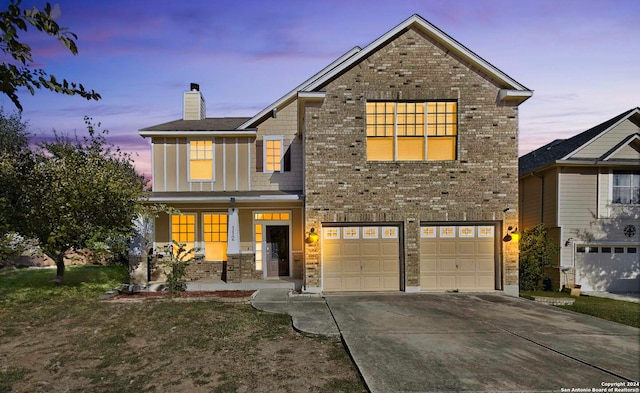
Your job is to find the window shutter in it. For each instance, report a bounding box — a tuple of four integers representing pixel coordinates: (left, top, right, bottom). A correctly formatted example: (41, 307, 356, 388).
(283, 145, 291, 172)
(256, 140, 263, 172)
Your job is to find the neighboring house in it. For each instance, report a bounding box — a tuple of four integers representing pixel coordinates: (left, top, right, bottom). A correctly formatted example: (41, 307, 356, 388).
(139, 14, 532, 295)
(519, 108, 640, 293)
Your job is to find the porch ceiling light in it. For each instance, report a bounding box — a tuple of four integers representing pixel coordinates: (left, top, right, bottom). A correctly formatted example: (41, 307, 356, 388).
(305, 228, 319, 244)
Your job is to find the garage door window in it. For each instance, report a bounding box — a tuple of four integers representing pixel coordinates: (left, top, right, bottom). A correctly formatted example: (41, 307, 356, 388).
(614, 247, 624, 253)
(363, 227, 379, 238)
(602, 247, 611, 253)
(382, 227, 398, 238)
(628, 247, 637, 254)
(324, 228, 340, 239)
(440, 227, 455, 238)
(459, 226, 474, 237)
(344, 227, 359, 239)
(478, 226, 494, 237)
(421, 227, 436, 238)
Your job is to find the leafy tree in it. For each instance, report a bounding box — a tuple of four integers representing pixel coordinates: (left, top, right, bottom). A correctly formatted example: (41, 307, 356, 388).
(519, 224, 558, 291)
(22, 118, 146, 283)
(0, 108, 33, 238)
(1, 0, 100, 111)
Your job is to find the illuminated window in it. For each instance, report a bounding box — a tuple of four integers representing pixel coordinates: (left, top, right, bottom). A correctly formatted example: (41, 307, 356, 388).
(612, 172, 640, 205)
(382, 227, 398, 239)
(203, 214, 227, 261)
(440, 227, 455, 238)
(366, 101, 456, 161)
(171, 214, 195, 258)
(323, 228, 340, 239)
(459, 226, 475, 238)
(264, 136, 283, 172)
(421, 227, 436, 238)
(255, 224, 263, 270)
(478, 226, 494, 238)
(363, 227, 378, 239)
(189, 140, 213, 180)
(343, 227, 359, 239)
(254, 212, 290, 221)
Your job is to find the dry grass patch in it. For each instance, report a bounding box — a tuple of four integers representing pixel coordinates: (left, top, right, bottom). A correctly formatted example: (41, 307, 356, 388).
(0, 266, 365, 393)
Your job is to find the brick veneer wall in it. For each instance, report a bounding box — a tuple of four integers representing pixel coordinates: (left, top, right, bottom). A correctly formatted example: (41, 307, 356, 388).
(303, 27, 520, 290)
(185, 259, 225, 281)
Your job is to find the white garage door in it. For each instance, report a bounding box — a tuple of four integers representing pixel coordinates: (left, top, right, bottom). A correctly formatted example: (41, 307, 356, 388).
(420, 225, 496, 291)
(575, 245, 640, 292)
(323, 226, 400, 292)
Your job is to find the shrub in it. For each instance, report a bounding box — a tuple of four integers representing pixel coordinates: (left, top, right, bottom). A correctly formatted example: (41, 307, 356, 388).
(519, 224, 558, 291)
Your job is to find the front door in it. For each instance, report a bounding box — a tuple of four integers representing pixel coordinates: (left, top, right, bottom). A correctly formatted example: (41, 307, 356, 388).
(266, 226, 289, 277)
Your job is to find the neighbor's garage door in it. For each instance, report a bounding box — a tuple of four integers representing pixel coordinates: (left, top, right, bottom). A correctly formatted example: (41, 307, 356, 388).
(420, 225, 496, 291)
(323, 226, 400, 292)
(576, 245, 639, 292)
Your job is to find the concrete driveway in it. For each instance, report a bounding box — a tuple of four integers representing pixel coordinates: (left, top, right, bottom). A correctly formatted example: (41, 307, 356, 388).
(325, 293, 640, 393)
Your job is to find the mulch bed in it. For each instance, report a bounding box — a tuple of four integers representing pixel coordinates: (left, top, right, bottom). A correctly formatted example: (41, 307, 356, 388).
(108, 290, 256, 302)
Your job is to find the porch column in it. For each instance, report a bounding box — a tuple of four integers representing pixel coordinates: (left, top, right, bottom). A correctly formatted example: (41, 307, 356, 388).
(226, 207, 242, 283)
(227, 207, 240, 254)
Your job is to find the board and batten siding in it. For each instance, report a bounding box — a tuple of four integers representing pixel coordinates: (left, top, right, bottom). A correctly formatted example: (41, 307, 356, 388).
(151, 137, 251, 192)
(572, 119, 640, 159)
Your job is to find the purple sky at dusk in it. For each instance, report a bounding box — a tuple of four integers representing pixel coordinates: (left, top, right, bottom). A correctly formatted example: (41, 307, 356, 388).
(4, 0, 639, 178)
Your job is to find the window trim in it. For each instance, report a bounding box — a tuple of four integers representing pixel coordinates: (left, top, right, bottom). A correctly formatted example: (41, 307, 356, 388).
(187, 139, 215, 182)
(366, 100, 458, 162)
(611, 171, 640, 205)
(263, 135, 284, 173)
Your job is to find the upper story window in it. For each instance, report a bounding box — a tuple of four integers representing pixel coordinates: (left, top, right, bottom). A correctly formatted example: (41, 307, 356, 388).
(612, 172, 640, 205)
(264, 136, 283, 173)
(189, 140, 213, 181)
(366, 101, 457, 162)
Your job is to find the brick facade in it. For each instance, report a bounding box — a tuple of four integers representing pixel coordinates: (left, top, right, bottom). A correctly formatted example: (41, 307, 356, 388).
(303, 27, 521, 290)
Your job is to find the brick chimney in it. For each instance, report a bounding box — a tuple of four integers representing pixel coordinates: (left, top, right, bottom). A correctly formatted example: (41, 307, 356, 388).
(183, 83, 206, 120)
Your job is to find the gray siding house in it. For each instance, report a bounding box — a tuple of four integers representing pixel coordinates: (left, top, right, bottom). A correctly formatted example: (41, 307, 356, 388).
(519, 108, 640, 293)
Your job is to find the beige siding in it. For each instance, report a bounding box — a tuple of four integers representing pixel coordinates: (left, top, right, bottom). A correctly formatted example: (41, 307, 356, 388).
(152, 139, 165, 191)
(572, 119, 640, 158)
(165, 141, 177, 191)
(520, 175, 542, 229)
(237, 138, 250, 190)
(542, 170, 558, 226)
(177, 138, 188, 191)
(183, 91, 204, 120)
(609, 143, 640, 160)
(558, 167, 600, 265)
(252, 100, 303, 191)
(598, 169, 610, 218)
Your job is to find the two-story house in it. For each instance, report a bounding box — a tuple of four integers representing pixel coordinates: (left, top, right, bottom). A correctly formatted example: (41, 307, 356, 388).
(139, 14, 532, 295)
(519, 108, 640, 293)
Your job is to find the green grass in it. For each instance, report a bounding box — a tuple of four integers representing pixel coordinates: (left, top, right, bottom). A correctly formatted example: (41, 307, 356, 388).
(521, 291, 640, 328)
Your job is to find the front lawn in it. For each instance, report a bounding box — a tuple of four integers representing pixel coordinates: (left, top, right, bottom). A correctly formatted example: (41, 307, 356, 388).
(520, 290, 640, 328)
(0, 266, 366, 393)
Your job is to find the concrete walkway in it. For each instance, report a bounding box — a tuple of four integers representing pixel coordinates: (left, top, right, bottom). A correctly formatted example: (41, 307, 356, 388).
(251, 288, 339, 336)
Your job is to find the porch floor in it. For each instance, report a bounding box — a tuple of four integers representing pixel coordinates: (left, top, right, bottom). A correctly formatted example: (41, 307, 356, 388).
(186, 278, 302, 291)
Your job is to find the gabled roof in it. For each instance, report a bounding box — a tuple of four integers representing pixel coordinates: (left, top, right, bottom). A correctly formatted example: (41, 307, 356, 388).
(519, 107, 640, 176)
(239, 13, 532, 129)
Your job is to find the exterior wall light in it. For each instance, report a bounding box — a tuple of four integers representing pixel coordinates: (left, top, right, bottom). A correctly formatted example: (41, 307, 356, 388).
(503, 226, 519, 242)
(305, 228, 319, 244)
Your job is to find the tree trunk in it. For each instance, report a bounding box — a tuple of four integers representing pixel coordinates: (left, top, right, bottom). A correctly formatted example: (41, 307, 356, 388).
(54, 252, 65, 285)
